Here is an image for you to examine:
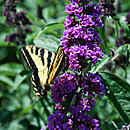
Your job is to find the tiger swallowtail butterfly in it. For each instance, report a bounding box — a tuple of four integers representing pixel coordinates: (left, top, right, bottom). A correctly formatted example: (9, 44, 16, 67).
(20, 45, 64, 97)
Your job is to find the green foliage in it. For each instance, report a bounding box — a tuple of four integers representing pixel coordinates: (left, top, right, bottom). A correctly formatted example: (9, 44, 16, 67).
(99, 72, 130, 122)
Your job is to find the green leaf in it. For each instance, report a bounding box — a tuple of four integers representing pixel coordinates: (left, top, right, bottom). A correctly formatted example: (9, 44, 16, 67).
(34, 34, 60, 52)
(0, 46, 19, 64)
(98, 17, 109, 53)
(0, 47, 8, 61)
(91, 44, 129, 73)
(111, 44, 129, 61)
(64, 0, 70, 5)
(34, 22, 64, 51)
(91, 55, 110, 73)
(13, 74, 29, 89)
(0, 23, 8, 33)
(0, 109, 13, 125)
(0, 63, 23, 76)
(17, 105, 33, 117)
(113, 18, 130, 38)
(115, 19, 120, 40)
(0, 75, 14, 87)
(37, 22, 64, 36)
(99, 72, 130, 123)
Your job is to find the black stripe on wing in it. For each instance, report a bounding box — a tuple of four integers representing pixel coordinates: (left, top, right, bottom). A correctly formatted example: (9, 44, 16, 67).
(31, 46, 33, 53)
(20, 46, 38, 72)
(47, 51, 53, 71)
(35, 47, 39, 55)
(32, 72, 47, 96)
(40, 48, 45, 66)
(47, 46, 65, 85)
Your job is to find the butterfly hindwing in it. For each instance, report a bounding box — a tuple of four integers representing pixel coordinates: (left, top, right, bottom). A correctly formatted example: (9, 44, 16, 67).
(20, 45, 64, 97)
(31, 72, 48, 96)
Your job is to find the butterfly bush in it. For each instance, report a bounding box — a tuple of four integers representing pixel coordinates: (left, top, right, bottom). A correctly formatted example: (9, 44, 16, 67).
(46, 0, 105, 129)
(105, 11, 130, 72)
(2, 0, 32, 44)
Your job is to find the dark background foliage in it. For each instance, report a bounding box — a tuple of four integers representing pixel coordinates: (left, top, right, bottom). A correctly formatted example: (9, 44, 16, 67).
(0, 0, 130, 130)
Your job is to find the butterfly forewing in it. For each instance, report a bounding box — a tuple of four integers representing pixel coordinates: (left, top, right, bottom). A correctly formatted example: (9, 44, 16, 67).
(20, 45, 55, 72)
(47, 46, 64, 85)
(20, 45, 64, 97)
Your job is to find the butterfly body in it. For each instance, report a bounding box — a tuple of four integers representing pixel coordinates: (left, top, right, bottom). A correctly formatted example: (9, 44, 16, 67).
(20, 45, 64, 97)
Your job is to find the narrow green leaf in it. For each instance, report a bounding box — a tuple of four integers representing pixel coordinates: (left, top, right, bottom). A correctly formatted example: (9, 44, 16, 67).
(98, 17, 109, 53)
(113, 18, 130, 38)
(99, 72, 130, 123)
(17, 105, 33, 117)
(111, 44, 129, 61)
(91, 44, 129, 74)
(111, 120, 118, 129)
(115, 19, 119, 40)
(0, 75, 14, 87)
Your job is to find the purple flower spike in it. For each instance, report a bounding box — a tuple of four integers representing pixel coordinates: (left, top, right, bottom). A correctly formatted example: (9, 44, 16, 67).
(47, 0, 104, 129)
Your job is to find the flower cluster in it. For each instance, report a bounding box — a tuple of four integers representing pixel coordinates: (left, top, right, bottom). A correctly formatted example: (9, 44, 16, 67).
(65, 43, 103, 70)
(46, 0, 105, 129)
(98, 0, 116, 17)
(51, 72, 104, 104)
(51, 72, 77, 104)
(46, 111, 73, 130)
(2, 0, 32, 44)
(46, 109, 100, 130)
(2, 0, 20, 25)
(68, 105, 100, 130)
(82, 73, 105, 97)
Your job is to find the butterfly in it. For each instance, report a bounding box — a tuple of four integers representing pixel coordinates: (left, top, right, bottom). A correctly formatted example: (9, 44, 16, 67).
(20, 45, 64, 97)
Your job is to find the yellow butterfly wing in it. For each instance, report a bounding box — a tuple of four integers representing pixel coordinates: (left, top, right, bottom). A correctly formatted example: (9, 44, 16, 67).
(47, 46, 64, 85)
(20, 45, 55, 96)
(20, 45, 64, 97)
